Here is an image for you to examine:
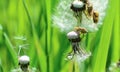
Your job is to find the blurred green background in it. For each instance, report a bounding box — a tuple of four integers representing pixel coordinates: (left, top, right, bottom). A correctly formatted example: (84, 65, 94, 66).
(0, 0, 119, 72)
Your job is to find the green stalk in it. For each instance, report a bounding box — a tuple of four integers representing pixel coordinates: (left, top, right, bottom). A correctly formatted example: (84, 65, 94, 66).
(92, 0, 116, 71)
(44, 0, 52, 71)
(22, 0, 48, 72)
(72, 62, 75, 72)
(3, 33, 17, 66)
(0, 59, 3, 72)
(22, 0, 35, 32)
(45, 22, 50, 72)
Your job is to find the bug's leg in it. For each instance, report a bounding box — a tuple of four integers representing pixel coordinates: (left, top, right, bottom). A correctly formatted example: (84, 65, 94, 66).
(83, 2, 93, 20)
(83, 10, 91, 20)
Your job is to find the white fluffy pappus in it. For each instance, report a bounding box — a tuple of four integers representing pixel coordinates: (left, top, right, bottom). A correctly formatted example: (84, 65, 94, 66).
(80, 0, 109, 32)
(52, 0, 77, 32)
(52, 0, 108, 32)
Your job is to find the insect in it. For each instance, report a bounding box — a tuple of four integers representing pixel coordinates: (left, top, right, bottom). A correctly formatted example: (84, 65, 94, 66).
(71, 0, 99, 24)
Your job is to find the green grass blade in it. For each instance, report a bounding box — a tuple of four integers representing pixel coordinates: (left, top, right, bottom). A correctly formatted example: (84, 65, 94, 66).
(92, 0, 116, 72)
(3, 33, 17, 66)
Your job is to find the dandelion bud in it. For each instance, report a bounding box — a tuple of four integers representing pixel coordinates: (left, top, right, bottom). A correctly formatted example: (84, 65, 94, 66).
(19, 55, 30, 65)
(67, 31, 78, 39)
(19, 55, 30, 72)
(67, 31, 81, 42)
(71, 0, 85, 12)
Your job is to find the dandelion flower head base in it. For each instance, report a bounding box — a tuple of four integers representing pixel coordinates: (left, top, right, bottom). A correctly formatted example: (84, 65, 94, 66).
(19, 55, 30, 72)
(67, 28, 91, 61)
(11, 55, 37, 72)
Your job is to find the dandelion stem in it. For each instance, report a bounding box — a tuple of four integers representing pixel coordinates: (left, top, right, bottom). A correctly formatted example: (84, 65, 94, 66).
(45, 21, 50, 72)
(43, 0, 50, 71)
(73, 62, 75, 72)
(0, 59, 3, 72)
(44, 8, 50, 72)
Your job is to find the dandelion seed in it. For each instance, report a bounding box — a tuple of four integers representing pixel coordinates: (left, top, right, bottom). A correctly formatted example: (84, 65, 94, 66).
(66, 28, 91, 61)
(71, 0, 98, 31)
(14, 36, 27, 41)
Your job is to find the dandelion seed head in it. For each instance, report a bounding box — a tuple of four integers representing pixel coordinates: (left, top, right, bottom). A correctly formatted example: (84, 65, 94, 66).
(53, 0, 108, 32)
(19, 55, 30, 65)
(52, 0, 77, 32)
